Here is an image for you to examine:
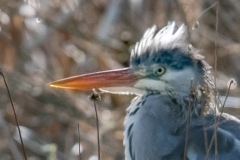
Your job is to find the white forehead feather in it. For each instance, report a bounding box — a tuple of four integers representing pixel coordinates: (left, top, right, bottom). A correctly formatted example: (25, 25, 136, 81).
(131, 22, 188, 58)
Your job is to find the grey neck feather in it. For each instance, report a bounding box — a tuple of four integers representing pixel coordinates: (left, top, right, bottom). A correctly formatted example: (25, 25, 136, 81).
(168, 58, 215, 119)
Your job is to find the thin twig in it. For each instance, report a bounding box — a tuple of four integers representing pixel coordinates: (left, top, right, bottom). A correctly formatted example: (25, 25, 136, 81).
(93, 100, 100, 160)
(0, 69, 27, 160)
(192, 2, 218, 30)
(78, 122, 81, 160)
(202, 117, 208, 155)
(90, 90, 101, 160)
(206, 79, 235, 156)
(206, 2, 220, 160)
(206, 79, 235, 157)
(214, 1, 220, 159)
(218, 79, 235, 116)
(183, 79, 194, 160)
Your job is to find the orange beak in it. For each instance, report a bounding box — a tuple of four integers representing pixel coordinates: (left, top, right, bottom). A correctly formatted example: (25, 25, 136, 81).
(49, 68, 138, 91)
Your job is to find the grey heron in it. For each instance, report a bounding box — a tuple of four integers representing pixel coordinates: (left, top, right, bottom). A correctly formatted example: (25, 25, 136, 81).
(50, 22, 240, 160)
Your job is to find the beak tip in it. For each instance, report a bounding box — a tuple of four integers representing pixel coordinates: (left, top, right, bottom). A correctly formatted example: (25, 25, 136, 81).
(48, 81, 64, 89)
(49, 83, 56, 88)
(48, 81, 82, 90)
(49, 83, 58, 89)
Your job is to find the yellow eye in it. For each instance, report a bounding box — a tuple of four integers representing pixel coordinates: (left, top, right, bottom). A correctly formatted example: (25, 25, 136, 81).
(155, 66, 165, 75)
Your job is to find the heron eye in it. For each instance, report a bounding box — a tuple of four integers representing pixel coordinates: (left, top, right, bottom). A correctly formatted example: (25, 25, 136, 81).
(155, 66, 165, 75)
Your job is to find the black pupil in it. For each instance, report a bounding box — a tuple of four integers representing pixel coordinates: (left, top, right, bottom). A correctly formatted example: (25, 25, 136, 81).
(157, 68, 162, 73)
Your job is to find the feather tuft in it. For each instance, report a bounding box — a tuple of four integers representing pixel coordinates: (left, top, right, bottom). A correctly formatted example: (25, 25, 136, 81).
(131, 22, 188, 61)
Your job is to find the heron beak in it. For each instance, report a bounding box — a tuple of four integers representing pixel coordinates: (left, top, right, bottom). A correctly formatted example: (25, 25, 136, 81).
(49, 68, 138, 91)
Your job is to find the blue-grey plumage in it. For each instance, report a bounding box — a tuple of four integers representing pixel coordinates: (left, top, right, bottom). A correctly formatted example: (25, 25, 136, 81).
(123, 23, 240, 160)
(124, 94, 240, 160)
(50, 22, 240, 160)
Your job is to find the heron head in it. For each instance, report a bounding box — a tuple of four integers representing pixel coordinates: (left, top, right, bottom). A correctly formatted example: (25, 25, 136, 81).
(127, 23, 207, 94)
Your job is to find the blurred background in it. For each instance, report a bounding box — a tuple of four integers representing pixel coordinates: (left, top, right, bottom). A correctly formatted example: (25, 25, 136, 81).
(0, 0, 240, 159)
